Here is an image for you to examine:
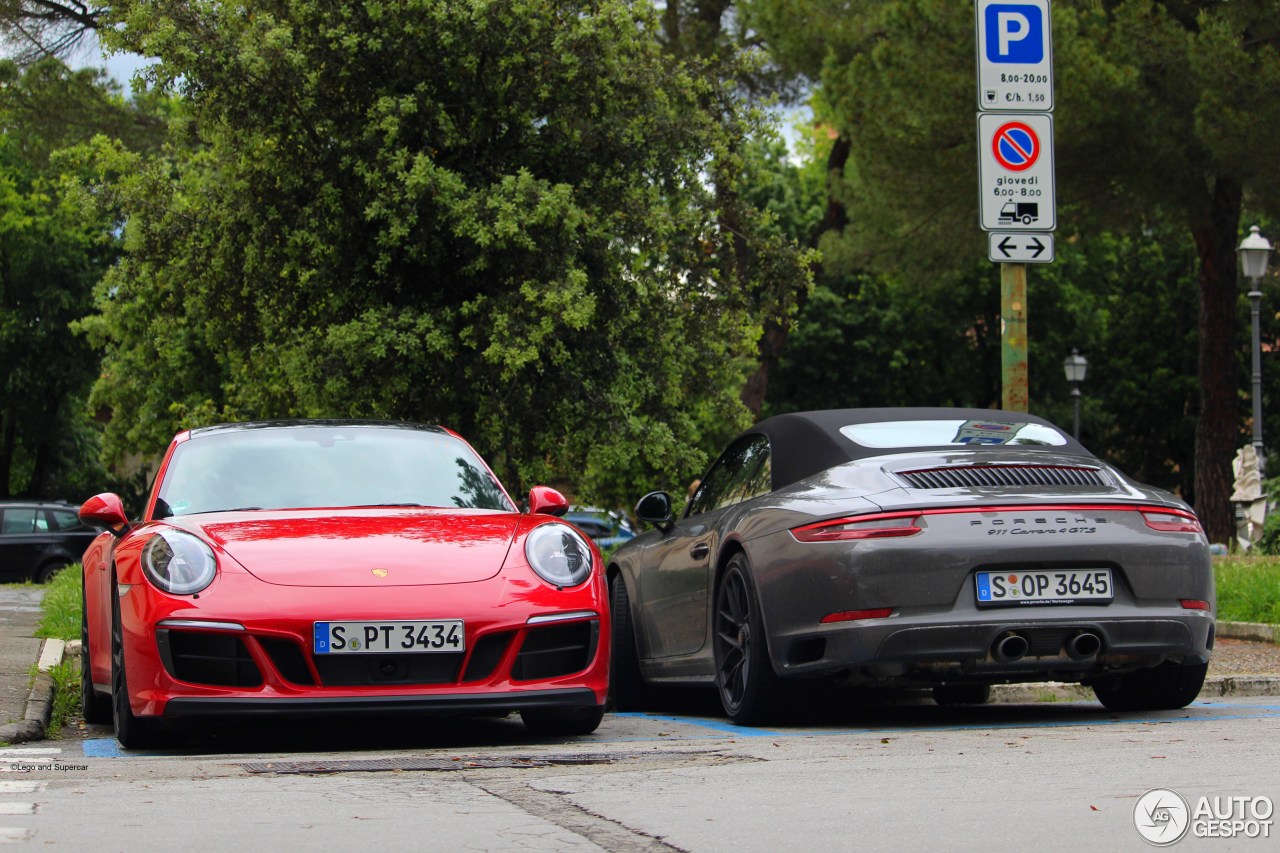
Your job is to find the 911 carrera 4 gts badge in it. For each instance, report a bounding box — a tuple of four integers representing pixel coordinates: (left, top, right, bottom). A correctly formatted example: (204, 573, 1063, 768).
(372, 568, 389, 578)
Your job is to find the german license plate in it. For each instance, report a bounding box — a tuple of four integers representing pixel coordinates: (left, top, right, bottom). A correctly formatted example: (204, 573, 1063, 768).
(313, 620, 464, 654)
(975, 569, 1113, 606)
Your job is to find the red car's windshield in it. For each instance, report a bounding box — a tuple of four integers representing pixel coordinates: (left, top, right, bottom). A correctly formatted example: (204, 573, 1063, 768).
(153, 425, 515, 517)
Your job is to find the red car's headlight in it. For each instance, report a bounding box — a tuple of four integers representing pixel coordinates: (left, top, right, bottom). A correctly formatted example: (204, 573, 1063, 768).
(525, 523, 593, 588)
(141, 529, 217, 595)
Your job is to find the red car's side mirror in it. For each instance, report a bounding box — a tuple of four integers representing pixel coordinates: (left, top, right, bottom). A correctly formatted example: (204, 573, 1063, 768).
(79, 493, 131, 537)
(528, 486, 569, 517)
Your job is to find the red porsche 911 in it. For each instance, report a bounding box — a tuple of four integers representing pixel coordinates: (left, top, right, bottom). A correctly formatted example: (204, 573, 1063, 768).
(78, 421, 609, 748)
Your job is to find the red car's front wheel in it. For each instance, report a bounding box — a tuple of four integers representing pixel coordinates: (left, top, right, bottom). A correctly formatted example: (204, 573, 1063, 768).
(111, 580, 169, 749)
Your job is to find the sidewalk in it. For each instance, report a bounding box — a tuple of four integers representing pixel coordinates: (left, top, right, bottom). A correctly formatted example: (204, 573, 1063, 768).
(0, 586, 63, 744)
(1, 592, 1276, 744)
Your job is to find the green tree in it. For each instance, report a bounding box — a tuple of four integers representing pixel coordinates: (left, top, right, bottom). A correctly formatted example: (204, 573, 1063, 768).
(79, 0, 812, 508)
(745, 0, 1280, 543)
(0, 60, 153, 498)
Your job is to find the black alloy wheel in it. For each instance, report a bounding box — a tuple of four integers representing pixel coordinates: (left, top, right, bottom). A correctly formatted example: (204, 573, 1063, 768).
(80, 576, 111, 724)
(712, 554, 782, 725)
(110, 580, 167, 749)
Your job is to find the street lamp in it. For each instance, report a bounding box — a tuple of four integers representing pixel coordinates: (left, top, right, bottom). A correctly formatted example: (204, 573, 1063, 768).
(1062, 348, 1087, 439)
(1238, 225, 1273, 475)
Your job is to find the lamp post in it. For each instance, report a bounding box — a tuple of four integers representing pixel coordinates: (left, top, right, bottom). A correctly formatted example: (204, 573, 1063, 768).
(1238, 225, 1273, 475)
(1063, 349, 1087, 439)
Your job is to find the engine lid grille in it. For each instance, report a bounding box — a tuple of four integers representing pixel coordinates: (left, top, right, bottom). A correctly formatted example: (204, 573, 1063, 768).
(898, 464, 1107, 489)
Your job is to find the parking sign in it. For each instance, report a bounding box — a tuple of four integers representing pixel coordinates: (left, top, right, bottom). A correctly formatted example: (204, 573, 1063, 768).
(976, 0, 1053, 111)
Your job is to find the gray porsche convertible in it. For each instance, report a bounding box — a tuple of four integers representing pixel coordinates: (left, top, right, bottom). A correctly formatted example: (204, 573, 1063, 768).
(607, 408, 1214, 724)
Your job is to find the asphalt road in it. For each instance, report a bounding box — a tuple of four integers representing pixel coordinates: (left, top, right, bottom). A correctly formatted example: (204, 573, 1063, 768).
(5, 693, 1278, 851)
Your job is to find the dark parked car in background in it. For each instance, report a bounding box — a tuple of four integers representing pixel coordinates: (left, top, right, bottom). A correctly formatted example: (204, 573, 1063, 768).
(566, 506, 636, 550)
(0, 500, 100, 583)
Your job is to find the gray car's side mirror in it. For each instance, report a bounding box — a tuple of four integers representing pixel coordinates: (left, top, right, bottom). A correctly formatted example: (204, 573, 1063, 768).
(635, 491, 675, 532)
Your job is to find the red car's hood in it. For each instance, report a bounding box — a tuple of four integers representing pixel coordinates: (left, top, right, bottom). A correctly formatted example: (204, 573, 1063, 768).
(170, 508, 520, 587)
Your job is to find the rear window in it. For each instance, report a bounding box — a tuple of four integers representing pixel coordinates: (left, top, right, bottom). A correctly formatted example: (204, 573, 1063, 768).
(840, 419, 1067, 449)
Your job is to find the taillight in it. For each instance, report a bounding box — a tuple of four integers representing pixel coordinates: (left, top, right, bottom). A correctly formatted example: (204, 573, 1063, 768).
(1141, 509, 1204, 534)
(792, 512, 923, 542)
(1179, 599, 1211, 611)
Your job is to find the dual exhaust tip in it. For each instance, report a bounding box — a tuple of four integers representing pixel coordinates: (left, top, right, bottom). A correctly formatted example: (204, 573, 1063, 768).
(991, 630, 1102, 663)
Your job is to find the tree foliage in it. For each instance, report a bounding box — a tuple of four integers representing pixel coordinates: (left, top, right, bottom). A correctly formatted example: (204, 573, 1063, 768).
(0, 59, 154, 499)
(79, 0, 813, 507)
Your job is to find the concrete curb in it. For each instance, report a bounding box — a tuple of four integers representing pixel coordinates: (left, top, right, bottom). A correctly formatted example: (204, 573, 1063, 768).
(0, 639, 65, 745)
(1218, 620, 1279, 643)
(991, 673, 1280, 704)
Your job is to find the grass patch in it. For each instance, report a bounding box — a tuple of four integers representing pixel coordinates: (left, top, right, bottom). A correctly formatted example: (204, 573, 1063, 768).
(35, 660, 79, 740)
(34, 565, 83, 736)
(35, 564, 81, 642)
(1214, 557, 1280, 625)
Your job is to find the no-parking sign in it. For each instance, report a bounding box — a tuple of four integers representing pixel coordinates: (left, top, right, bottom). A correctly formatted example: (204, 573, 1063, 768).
(977, 112, 1055, 231)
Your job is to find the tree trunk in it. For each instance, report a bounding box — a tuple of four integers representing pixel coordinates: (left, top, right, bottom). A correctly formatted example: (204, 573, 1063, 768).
(1189, 177, 1243, 545)
(740, 134, 851, 416)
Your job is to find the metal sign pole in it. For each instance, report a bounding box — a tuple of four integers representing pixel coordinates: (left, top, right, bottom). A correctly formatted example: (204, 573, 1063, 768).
(1001, 262, 1029, 411)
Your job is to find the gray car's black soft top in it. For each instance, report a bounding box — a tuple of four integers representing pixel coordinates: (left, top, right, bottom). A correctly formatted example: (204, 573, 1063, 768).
(742, 408, 1089, 491)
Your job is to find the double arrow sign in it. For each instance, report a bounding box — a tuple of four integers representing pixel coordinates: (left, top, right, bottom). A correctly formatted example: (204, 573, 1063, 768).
(988, 233, 1053, 263)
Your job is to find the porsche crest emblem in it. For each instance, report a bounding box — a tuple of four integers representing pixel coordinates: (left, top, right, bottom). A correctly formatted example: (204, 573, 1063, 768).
(371, 568, 390, 578)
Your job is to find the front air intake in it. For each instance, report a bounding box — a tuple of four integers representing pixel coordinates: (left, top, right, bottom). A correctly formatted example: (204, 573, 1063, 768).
(899, 465, 1106, 489)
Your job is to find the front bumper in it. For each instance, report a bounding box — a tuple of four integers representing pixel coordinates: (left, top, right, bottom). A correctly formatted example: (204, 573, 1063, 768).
(117, 568, 610, 719)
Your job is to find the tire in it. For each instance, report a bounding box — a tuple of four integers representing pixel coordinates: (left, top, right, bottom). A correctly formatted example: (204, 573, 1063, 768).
(80, 577, 112, 724)
(1092, 660, 1209, 712)
(932, 683, 991, 706)
(34, 561, 67, 585)
(608, 575, 650, 712)
(111, 581, 167, 749)
(519, 704, 605, 737)
(712, 554, 782, 725)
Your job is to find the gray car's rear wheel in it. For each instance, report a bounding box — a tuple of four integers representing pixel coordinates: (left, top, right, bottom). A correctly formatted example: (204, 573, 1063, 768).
(608, 575, 650, 712)
(713, 554, 781, 725)
(1092, 660, 1208, 712)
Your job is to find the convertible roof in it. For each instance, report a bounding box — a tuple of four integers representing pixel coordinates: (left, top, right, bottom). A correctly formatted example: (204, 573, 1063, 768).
(742, 408, 1080, 490)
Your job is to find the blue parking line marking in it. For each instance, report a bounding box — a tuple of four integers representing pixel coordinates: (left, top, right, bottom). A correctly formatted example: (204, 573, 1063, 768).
(82, 739, 124, 758)
(610, 713, 782, 737)
(606, 702, 1280, 741)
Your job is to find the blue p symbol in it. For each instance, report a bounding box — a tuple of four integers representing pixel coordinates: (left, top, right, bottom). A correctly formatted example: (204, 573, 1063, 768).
(985, 4, 1043, 64)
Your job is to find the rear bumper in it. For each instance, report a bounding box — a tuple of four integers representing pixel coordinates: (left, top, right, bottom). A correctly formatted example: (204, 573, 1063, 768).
(163, 687, 600, 720)
(774, 610, 1215, 688)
